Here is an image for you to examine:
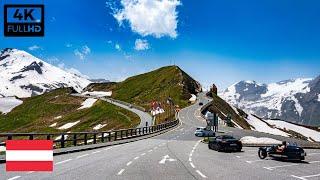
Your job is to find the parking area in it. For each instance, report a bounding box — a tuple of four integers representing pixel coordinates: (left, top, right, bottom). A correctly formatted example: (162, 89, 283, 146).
(233, 147, 320, 180)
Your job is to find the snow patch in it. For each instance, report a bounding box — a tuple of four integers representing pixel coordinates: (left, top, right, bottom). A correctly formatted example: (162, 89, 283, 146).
(246, 114, 289, 137)
(58, 120, 80, 130)
(49, 122, 57, 127)
(78, 98, 97, 110)
(318, 94, 320, 102)
(266, 120, 320, 142)
(55, 132, 70, 141)
(240, 136, 282, 145)
(54, 115, 62, 120)
(0, 97, 23, 114)
(93, 124, 107, 130)
(189, 94, 197, 102)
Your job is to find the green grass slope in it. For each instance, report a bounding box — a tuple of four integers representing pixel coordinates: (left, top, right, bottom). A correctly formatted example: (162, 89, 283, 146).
(112, 66, 201, 109)
(206, 93, 251, 129)
(0, 88, 139, 133)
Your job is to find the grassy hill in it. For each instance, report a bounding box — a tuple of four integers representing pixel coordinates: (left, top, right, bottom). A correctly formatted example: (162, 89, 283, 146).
(0, 88, 139, 133)
(87, 66, 202, 109)
(205, 93, 251, 129)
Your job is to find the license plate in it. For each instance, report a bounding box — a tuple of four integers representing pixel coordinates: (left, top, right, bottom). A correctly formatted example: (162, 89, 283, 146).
(230, 144, 237, 146)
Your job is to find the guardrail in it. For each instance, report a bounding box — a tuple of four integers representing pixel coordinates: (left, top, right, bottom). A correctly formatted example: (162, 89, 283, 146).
(0, 119, 179, 150)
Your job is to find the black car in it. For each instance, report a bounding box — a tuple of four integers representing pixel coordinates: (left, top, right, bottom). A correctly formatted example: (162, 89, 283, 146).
(208, 135, 242, 152)
(258, 144, 306, 161)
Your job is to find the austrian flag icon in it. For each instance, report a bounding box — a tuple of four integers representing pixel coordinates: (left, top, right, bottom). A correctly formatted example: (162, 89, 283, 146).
(6, 140, 53, 171)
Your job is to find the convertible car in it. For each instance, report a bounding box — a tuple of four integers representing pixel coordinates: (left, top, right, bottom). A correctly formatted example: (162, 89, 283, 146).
(208, 135, 242, 152)
(258, 143, 306, 161)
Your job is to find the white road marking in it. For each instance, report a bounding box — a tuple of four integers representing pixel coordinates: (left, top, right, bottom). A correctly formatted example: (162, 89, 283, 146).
(196, 170, 207, 178)
(263, 164, 299, 170)
(159, 155, 177, 164)
(92, 150, 101, 154)
(189, 157, 192, 162)
(236, 156, 241, 158)
(246, 160, 263, 164)
(77, 154, 89, 159)
(117, 169, 125, 175)
(27, 171, 34, 174)
(148, 149, 153, 153)
(141, 153, 146, 156)
(190, 162, 195, 168)
(308, 153, 320, 156)
(154, 147, 158, 150)
(8, 176, 21, 180)
(55, 159, 72, 165)
(104, 147, 112, 151)
(134, 156, 139, 160)
(309, 161, 320, 164)
(291, 174, 320, 180)
(126, 161, 132, 166)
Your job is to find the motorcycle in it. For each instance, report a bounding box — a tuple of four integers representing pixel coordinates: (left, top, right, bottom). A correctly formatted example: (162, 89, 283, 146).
(258, 144, 306, 161)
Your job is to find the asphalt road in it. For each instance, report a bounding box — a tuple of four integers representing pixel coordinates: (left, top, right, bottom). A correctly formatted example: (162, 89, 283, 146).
(71, 94, 153, 128)
(1, 95, 320, 180)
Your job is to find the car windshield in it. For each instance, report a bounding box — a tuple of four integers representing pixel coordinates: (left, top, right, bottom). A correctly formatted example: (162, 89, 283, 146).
(221, 136, 236, 140)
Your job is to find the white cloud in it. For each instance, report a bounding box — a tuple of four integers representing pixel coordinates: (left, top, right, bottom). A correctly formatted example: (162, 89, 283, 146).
(74, 45, 91, 60)
(65, 43, 73, 48)
(28, 45, 42, 51)
(134, 39, 149, 51)
(111, 0, 181, 38)
(115, 43, 121, 51)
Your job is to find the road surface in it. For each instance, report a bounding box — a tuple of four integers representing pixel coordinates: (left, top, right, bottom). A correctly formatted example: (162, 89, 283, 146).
(1, 94, 319, 180)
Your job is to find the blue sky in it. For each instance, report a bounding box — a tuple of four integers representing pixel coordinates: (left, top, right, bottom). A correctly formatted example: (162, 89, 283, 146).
(1, 0, 320, 89)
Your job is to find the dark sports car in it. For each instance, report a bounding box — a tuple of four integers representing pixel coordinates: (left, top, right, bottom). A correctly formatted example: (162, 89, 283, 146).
(258, 144, 306, 161)
(208, 135, 242, 152)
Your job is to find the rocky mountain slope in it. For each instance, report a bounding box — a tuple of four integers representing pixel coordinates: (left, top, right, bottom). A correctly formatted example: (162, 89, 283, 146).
(0, 48, 91, 98)
(220, 77, 320, 126)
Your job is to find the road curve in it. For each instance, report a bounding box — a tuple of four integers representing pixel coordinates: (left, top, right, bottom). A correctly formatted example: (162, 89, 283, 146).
(71, 94, 153, 128)
(1, 94, 319, 180)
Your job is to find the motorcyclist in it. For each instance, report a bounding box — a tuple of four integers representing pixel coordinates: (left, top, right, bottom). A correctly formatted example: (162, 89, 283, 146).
(276, 141, 287, 152)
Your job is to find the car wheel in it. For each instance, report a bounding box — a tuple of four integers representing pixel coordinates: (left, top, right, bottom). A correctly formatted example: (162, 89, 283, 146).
(258, 149, 267, 159)
(217, 144, 222, 152)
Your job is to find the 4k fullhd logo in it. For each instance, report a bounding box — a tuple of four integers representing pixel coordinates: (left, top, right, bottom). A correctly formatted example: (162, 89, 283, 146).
(4, 4, 44, 37)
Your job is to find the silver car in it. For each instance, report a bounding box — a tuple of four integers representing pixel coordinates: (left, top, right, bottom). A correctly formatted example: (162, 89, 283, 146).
(194, 127, 215, 137)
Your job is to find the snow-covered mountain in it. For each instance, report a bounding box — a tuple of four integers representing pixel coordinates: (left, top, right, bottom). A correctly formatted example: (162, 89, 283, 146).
(220, 77, 320, 126)
(0, 48, 91, 98)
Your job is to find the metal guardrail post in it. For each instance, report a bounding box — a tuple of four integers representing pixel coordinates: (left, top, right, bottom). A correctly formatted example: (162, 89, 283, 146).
(84, 134, 88, 145)
(61, 134, 65, 148)
(29, 135, 33, 140)
(47, 135, 51, 140)
(120, 130, 123, 139)
(93, 133, 97, 144)
(73, 134, 77, 146)
(101, 133, 105, 142)
(8, 135, 12, 140)
(108, 132, 111, 142)
(115, 131, 117, 141)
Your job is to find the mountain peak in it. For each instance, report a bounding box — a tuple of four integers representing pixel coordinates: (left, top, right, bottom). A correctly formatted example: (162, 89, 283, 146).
(0, 48, 91, 98)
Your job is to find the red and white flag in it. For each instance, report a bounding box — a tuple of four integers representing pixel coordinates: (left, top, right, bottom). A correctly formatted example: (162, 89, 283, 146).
(6, 140, 53, 171)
